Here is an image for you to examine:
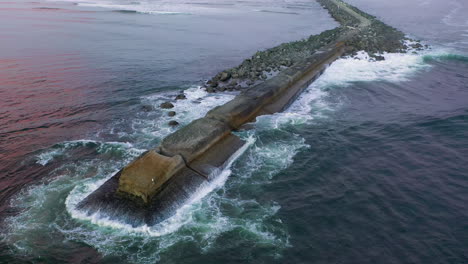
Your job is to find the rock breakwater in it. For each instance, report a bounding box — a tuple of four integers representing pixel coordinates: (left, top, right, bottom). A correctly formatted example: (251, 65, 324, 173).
(77, 0, 423, 226)
(205, 0, 423, 93)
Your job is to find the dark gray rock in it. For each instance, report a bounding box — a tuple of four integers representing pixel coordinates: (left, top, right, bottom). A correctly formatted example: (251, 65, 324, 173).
(168, 120, 179, 126)
(168, 111, 176, 117)
(374, 55, 385, 61)
(141, 105, 154, 112)
(209, 81, 218, 88)
(160, 102, 174, 109)
(175, 94, 186, 100)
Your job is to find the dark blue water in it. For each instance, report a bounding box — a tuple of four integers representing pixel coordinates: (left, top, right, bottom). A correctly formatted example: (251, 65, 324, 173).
(1, 0, 467, 263)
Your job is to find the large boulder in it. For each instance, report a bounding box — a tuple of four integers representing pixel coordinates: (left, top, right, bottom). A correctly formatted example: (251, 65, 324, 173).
(117, 150, 185, 203)
(160, 102, 174, 109)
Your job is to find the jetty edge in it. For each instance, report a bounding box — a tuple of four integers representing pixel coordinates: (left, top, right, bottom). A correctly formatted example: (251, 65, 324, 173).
(77, 0, 416, 226)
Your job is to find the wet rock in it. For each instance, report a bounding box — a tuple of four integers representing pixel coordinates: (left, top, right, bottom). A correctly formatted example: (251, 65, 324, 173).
(374, 55, 385, 61)
(141, 105, 154, 112)
(411, 43, 423, 49)
(168, 120, 179, 126)
(209, 81, 218, 88)
(160, 102, 174, 109)
(206, 86, 215, 93)
(168, 111, 176, 117)
(219, 72, 231, 82)
(175, 94, 186, 100)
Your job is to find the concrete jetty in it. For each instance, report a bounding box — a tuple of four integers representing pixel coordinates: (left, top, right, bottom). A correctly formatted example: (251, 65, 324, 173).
(77, 0, 413, 226)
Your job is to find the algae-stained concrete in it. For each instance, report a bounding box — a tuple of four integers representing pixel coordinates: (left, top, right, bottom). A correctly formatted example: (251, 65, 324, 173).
(117, 151, 185, 203)
(79, 0, 417, 224)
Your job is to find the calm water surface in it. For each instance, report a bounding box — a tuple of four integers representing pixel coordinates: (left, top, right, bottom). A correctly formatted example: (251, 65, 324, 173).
(0, 0, 467, 263)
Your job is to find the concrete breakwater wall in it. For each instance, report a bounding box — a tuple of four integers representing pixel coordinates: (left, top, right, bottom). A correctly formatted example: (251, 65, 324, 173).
(78, 0, 412, 225)
(78, 42, 346, 225)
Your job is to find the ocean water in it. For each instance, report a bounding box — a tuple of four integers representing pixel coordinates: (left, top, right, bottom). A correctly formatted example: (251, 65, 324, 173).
(1, 0, 467, 263)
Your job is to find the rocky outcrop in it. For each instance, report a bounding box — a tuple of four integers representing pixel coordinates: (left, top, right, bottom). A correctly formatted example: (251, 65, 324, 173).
(205, 28, 345, 92)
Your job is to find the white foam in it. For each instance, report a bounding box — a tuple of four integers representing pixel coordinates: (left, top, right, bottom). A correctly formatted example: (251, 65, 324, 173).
(318, 50, 431, 86)
(132, 86, 236, 140)
(36, 149, 63, 166)
(35, 139, 144, 165)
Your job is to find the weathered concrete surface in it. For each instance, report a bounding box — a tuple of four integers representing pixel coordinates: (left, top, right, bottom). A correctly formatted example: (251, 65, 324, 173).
(117, 151, 185, 203)
(160, 117, 231, 162)
(77, 0, 412, 225)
